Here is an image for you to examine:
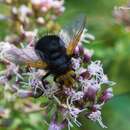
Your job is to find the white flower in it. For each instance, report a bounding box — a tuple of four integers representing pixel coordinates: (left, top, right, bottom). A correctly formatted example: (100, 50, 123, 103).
(43, 84, 59, 97)
(71, 91, 84, 102)
(77, 67, 87, 75)
(71, 58, 81, 70)
(93, 103, 104, 110)
(0, 76, 8, 85)
(19, 5, 32, 16)
(88, 61, 103, 76)
(100, 74, 116, 86)
(64, 87, 75, 96)
(88, 110, 107, 128)
(49, 123, 63, 130)
(79, 77, 100, 92)
(49, 113, 66, 130)
(0, 42, 11, 60)
(64, 105, 86, 128)
(0, 107, 10, 118)
(87, 61, 110, 85)
(84, 48, 94, 58)
(20, 26, 38, 45)
(31, 0, 41, 5)
(37, 17, 45, 25)
(12, 7, 18, 15)
(80, 28, 95, 44)
(69, 107, 85, 118)
(51, 0, 64, 9)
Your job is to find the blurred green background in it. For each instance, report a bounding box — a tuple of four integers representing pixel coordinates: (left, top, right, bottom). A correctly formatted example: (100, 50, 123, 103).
(0, 0, 130, 130)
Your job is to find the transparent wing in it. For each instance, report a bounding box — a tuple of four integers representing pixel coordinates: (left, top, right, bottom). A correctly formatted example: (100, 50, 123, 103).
(0, 43, 47, 69)
(21, 48, 47, 68)
(59, 14, 86, 55)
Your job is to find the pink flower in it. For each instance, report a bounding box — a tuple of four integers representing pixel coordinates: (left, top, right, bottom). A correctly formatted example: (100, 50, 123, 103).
(84, 83, 99, 100)
(49, 113, 67, 130)
(88, 110, 107, 128)
(100, 88, 113, 102)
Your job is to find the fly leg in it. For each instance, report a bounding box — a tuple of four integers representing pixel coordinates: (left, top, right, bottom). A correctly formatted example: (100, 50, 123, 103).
(41, 71, 51, 85)
(33, 72, 51, 98)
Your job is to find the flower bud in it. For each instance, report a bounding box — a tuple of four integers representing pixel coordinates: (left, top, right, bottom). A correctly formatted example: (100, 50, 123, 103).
(100, 88, 113, 102)
(83, 49, 93, 63)
(74, 46, 80, 57)
(84, 85, 98, 100)
(12, 7, 18, 16)
(37, 17, 45, 25)
(78, 45, 84, 55)
(83, 53, 91, 62)
(80, 71, 90, 79)
(31, 0, 41, 10)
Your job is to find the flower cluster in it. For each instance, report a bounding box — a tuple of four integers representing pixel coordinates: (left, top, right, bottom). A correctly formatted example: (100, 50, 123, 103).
(0, 27, 115, 130)
(31, 0, 65, 14)
(113, 5, 130, 31)
(0, 0, 65, 44)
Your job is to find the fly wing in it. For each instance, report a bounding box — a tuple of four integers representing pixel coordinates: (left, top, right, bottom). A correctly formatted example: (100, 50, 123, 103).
(21, 48, 47, 68)
(59, 14, 86, 55)
(0, 43, 47, 69)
